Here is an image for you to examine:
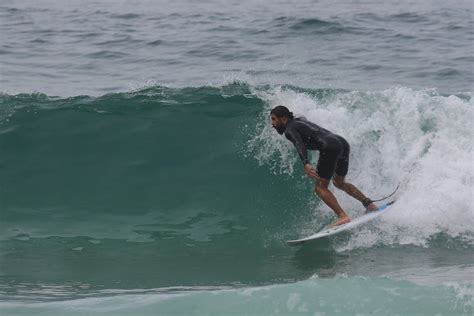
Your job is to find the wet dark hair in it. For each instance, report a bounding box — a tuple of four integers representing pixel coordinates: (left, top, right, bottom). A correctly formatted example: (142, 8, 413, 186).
(270, 105, 294, 119)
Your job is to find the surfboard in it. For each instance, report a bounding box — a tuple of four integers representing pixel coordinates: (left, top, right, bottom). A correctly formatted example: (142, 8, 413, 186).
(286, 201, 396, 246)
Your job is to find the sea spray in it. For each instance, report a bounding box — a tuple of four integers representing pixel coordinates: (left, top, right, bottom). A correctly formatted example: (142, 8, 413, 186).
(248, 85, 474, 248)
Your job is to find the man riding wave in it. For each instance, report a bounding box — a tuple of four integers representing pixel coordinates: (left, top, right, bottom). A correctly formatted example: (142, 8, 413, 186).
(270, 105, 378, 227)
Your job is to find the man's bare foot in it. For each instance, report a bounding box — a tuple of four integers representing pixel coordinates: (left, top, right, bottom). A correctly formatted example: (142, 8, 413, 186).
(364, 203, 379, 214)
(330, 216, 351, 227)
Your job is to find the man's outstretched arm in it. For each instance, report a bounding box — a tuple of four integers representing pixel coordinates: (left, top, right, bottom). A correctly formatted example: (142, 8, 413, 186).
(285, 130, 318, 180)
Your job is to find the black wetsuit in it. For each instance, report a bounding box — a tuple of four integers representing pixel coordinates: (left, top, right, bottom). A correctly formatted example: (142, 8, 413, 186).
(284, 117, 350, 180)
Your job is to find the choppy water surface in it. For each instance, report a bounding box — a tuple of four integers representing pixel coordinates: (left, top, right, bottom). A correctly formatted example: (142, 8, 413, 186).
(1, 1, 473, 315)
(1, 0, 472, 95)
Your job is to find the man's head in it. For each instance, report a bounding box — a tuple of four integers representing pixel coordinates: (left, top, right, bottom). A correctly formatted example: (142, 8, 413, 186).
(270, 105, 294, 135)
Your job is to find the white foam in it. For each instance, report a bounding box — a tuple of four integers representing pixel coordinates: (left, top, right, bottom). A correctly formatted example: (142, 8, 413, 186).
(248, 86, 474, 248)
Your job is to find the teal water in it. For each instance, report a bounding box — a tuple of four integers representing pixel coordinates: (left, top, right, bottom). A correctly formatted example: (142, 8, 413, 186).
(0, 84, 473, 315)
(1, 276, 472, 315)
(1, 0, 474, 314)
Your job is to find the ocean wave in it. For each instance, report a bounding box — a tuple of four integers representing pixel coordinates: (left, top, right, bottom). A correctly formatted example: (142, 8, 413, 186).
(272, 16, 358, 34)
(1, 83, 473, 249)
(247, 84, 474, 248)
(1, 276, 471, 315)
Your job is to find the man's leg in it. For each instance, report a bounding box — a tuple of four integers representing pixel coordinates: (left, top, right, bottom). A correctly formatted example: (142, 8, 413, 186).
(315, 178, 351, 226)
(332, 175, 378, 211)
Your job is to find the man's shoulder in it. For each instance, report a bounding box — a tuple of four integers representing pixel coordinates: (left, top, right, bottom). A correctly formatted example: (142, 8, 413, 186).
(295, 117, 323, 130)
(284, 119, 302, 139)
(290, 118, 310, 129)
(283, 126, 295, 139)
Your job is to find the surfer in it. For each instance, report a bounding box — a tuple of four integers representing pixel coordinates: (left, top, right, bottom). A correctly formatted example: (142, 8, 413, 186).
(270, 105, 378, 227)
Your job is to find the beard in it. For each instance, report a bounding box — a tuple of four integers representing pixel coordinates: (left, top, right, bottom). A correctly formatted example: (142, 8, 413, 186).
(274, 124, 286, 135)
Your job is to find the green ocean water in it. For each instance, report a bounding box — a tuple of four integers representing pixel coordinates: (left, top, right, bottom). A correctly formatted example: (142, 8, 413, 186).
(2, 0, 474, 314)
(1, 276, 471, 315)
(0, 83, 473, 315)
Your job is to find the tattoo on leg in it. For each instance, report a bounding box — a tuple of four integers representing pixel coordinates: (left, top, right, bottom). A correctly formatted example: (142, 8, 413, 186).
(333, 178, 368, 202)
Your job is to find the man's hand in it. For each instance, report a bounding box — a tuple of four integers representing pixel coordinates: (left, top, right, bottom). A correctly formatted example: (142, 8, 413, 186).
(304, 163, 320, 181)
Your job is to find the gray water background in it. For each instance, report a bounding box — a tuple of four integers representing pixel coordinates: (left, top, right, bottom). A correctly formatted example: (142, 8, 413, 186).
(1, 0, 473, 96)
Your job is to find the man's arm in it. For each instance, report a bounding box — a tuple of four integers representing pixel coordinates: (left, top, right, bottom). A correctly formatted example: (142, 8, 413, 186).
(285, 128, 319, 180)
(285, 128, 309, 165)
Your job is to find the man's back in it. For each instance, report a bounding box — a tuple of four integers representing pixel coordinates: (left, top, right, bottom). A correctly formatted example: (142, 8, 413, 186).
(284, 117, 336, 151)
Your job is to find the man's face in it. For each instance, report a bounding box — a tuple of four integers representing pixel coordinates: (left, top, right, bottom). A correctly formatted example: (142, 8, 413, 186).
(271, 114, 286, 135)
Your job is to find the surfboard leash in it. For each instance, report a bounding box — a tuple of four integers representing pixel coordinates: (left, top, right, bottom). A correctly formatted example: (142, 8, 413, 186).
(369, 183, 400, 203)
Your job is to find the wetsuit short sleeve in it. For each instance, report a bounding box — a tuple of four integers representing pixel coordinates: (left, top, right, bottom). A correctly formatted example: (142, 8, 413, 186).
(285, 126, 310, 165)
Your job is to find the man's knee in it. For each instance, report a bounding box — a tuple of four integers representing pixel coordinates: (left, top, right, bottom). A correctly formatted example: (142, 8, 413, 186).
(315, 179, 330, 195)
(332, 177, 346, 190)
(315, 184, 325, 195)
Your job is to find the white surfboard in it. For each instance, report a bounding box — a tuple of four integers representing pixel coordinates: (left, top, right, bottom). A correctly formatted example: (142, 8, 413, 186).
(286, 201, 396, 246)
